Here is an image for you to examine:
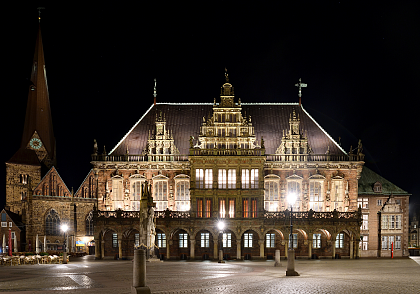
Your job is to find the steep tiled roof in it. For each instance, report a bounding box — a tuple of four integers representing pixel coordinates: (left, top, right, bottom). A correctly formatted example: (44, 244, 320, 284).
(6, 148, 41, 166)
(358, 166, 409, 195)
(110, 103, 345, 156)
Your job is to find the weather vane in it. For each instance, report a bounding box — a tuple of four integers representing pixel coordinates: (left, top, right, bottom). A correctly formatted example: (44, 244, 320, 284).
(37, 7, 45, 22)
(295, 78, 307, 105)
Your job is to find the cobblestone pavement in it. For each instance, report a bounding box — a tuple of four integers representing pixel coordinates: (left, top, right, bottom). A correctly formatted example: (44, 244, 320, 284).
(0, 256, 419, 294)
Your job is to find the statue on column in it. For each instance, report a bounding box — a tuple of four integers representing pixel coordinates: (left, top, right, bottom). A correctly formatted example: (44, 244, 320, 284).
(139, 181, 157, 259)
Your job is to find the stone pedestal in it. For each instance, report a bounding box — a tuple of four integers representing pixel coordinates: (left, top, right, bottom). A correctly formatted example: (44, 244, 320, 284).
(132, 249, 151, 294)
(274, 249, 281, 267)
(286, 249, 299, 276)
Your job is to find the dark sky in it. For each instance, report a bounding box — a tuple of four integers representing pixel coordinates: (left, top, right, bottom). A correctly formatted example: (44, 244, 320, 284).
(3, 2, 420, 215)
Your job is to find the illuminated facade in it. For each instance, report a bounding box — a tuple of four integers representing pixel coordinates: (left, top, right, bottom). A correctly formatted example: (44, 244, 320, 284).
(5, 22, 410, 259)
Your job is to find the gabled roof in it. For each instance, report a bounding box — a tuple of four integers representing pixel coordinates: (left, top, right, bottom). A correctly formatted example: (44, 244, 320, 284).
(1, 209, 24, 230)
(110, 103, 346, 156)
(32, 166, 72, 197)
(358, 166, 409, 195)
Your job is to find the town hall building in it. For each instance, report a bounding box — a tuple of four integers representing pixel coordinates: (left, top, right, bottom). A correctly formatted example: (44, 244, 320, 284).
(3, 19, 410, 260)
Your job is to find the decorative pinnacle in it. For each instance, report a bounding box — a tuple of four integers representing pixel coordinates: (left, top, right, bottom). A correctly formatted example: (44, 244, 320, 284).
(153, 78, 157, 98)
(225, 68, 229, 82)
(295, 78, 307, 98)
(37, 7, 45, 23)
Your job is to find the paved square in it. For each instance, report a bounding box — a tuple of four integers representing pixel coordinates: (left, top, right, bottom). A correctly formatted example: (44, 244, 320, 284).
(0, 257, 419, 293)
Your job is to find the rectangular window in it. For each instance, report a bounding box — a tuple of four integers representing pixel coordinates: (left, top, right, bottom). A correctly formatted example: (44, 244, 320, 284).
(201, 233, 210, 248)
(250, 169, 258, 188)
(396, 215, 401, 230)
(377, 199, 383, 206)
(9, 222, 12, 228)
(205, 199, 212, 218)
(336, 233, 344, 248)
(205, 169, 213, 189)
(112, 233, 118, 248)
(196, 169, 213, 189)
(223, 233, 231, 248)
(219, 199, 226, 218)
(389, 236, 395, 250)
(251, 198, 257, 218)
(196, 169, 204, 189)
(362, 214, 368, 230)
(218, 169, 236, 189)
(381, 236, 388, 250)
(134, 233, 139, 247)
(313, 233, 321, 249)
(218, 169, 227, 189)
(242, 169, 249, 189)
(266, 233, 275, 248)
(228, 199, 235, 218)
(1, 222, 6, 228)
(309, 182, 323, 212)
(395, 236, 401, 250)
(362, 236, 368, 251)
(243, 199, 249, 218)
(157, 233, 166, 248)
(358, 197, 369, 209)
(244, 233, 253, 248)
(179, 233, 188, 248)
(382, 215, 388, 229)
(242, 169, 259, 189)
(197, 199, 203, 218)
(390, 215, 395, 229)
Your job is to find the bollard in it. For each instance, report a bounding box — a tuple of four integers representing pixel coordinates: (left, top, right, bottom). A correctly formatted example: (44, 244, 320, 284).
(218, 250, 225, 263)
(132, 249, 151, 294)
(274, 249, 281, 267)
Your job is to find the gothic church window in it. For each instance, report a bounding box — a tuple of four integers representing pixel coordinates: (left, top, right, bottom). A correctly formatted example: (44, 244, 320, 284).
(45, 209, 60, 236)
(85, 211, 94, 236)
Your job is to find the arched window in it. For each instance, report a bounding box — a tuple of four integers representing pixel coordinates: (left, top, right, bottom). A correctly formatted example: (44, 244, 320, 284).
(112, 176, 124, 210)
(45, 209, 60, 236)
(86, 211, 94, 236)
(286, 174, 303, 211)
(174, 175, 190, 211)
(264, 175, 280, 212)
(153, 175, 169, 211)
(130, 175, 146, 211)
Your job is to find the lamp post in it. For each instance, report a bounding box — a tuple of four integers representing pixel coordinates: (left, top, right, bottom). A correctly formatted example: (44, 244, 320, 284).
(217, 221, 225, 263)
(61, 224, 68, 264)
(286, 193, 299, 276)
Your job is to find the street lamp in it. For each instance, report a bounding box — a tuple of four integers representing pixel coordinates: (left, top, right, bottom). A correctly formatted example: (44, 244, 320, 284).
(217, 221, 225, 263)
(61, 224, 68, 264)
(286, 193, 299, 276)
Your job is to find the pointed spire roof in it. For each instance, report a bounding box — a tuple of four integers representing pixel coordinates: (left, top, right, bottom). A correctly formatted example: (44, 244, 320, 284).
(21, 20, 56, 165)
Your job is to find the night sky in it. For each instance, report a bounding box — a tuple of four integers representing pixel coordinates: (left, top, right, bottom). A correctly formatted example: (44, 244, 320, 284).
(3, 3, 420, 215)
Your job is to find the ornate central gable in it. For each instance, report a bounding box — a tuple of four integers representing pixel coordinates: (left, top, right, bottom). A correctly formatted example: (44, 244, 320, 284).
(196, 72, 259, 151)
(276, 110, 312, 155)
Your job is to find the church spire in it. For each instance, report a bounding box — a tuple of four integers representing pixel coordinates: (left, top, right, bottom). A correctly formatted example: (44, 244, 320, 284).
(21, 12, 56, 167)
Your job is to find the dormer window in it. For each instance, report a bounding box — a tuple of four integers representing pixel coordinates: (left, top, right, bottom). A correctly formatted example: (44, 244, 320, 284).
(374, 182, 382, 193)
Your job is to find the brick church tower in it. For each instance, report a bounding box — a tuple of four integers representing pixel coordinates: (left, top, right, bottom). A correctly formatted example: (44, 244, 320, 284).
(5, 17, 56, 218)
